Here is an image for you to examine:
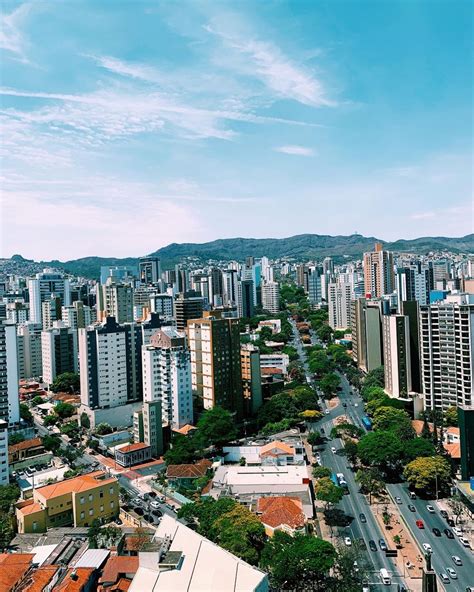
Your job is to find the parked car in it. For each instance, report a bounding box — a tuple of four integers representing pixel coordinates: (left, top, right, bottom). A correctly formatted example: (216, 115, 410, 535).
(453, 527, 463, 537)
(150, 501, 161, 510)
(440, 510, 448, 519)
(409, 492, 416, 499)
(331, 447, 337, 453)
(378, 539, 387, 551)
(459, 537, 471, 548)
(148, 491, 157, 498)
(422, 543, 433, 553)
(395, 497, 402, 504)
(439, 573, 450, 584)
(344, 537, 352, 546)
(426, 505, 435, 513)
(359, 513, 367, 523)
(446, 568, 457, 580)
(416, 520, 425, 529)
(444, 529, 455, 539)
(369, 540, 377, 552)
(447, 518, 455, 527)
(432, 528, 441, 537)
(408, 505, 416, 512)
(325, 409, 330, 415)
(451, 556, 462, 566)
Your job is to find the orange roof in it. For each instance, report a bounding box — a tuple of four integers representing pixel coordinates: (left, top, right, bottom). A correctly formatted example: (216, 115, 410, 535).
(54, 568, 95, 592)
(167, 458, 212, 479)
(257, 496, 306, 530)
(9, 437, 43, 454)
(447, 426, 460, 436)
(444, 442, 461, 459)
(173, 424, 197, 436)
(260, 441, 294, 456)
(17, 501, 44, 517)
(18, 565, 59, 592)
(261, 367, 283, 376)
(0, 553, 34, 592)
(36, 471, 117, 500)
(99, 556, 139, 585)
(117, 443, 150, 454)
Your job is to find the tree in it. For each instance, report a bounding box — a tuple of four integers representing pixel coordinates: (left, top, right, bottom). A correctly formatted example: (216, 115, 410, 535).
(363, 366, 385, 389)
(393, 535, 402, 547)
(95, 422, 113, 436)
(80, 412, 91, 429)
(309, 351, 333, 376)
(30, 395, 45, 407)
(88, 519, 102, 548)
(329, 546, 369, 592)
(317, 325, 334, 343)
(196, 406, 237, 448)
(446, 495, 465, 525)
(403, 456, 451, 493)
(50, 372, 80, 393)
(308, 431, 323, 446)
(54, 402, 75, 419)
(403, 438, 436, 463)
(43, 414, 59, 427)
(8, 433, 25, 445)
(343, 440, 358, 465)
(444, 406, 458, 427)
(261, 419, 294, 436)
(261, 531, 336, 591)
(300, 410, 322, 421)
(382, 508, 392, 527)
(19, 403, 33, 424)
(355, 468, 385, 504)
(372, 407, 415, 440)
(315, 477, 344, 508)
(42, 434, 61, 453)
(357, 431, 403, 471)
(319, 373, 340, 398)
(60, 421, 80, 438)
(313, 466, 332, 479)
(164, 434, 200, 465)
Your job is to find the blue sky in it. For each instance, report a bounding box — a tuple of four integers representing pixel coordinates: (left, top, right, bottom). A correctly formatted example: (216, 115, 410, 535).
(1, 0, 472, 260)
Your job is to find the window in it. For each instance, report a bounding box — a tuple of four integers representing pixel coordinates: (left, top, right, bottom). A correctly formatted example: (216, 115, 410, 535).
(109, 487, 114, 494)
(110, 501, 115, 509)
(89, 508, 94, 516)
(80, 511, 85, 519)
(100, 505, 104, 512)
(88, 494, 93, 501)
(80, 497, 85, 504)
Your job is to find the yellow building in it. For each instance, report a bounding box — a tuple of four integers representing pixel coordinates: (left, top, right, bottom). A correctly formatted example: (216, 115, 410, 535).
(16, 471, 119, 533)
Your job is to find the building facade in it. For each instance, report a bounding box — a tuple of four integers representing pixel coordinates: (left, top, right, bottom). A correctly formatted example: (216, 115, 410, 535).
(28, 270, 71, 326)
(363, 243, 394, 298)
(328, 282, 352, 330)
(241, 344, 263, 417)
(261, 281, 280, 314)
(382, 314, 412, 398)
(41, 323, 78, 387)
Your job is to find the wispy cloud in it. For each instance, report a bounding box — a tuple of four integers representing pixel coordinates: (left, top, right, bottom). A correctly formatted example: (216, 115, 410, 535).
(85, 54, 163, 84)
(204, 24, 334, 107)
(0, 3, 32, 63)
(275, 145, 315, 157)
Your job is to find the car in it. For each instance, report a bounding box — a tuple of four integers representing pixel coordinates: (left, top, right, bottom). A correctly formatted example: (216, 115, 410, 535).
(409, 491, 416, 500)
(416, 520, 425, 529)
(439, 573, 450, 584)
(446, 568, 457, 580)
(152, 509, 162, 517)
(432, 528, 441, 537)
(422, 543, 433, 553)
(395, 497, 402, 504)
(447, 518, 455, 527)
(453, 527, 463, 537)
(148, 491, 157, 498)
(378, 539, 387, 551)
(359, 513, 367, 523)
(354, 403, 359, 407)
(451, 556, 462, 566)
(344, 537, 352, 546)
(150, 500, 161, 509)
(426, 505, 435, 513)
(134, 507, 144, 516)
(408, 505, 416, 512)
(369, 540, 377, 552)
(459, 536, 471, 548)
(444, 529, 455, 539)
(358, 538, 367, 551)
(325, 409, 330, 415)
(440, 510, 448, 518)
(331, 447, 337, 453)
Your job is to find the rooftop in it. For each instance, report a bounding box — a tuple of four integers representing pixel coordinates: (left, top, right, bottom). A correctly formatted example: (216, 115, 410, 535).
(213, 465, 309, 487)
(35, 471, 117, 500)
(117, 443, 151, 454)
(99, 556, 139, 585)
(0, 553, 34, 592)
(16, 565, 58, 592)
(54, 568, 95, 592)
(9, 437, 43, 454)
(167, 459, 212, 479)
(260, 441, 294, 456)
(257, 496, 305, 530)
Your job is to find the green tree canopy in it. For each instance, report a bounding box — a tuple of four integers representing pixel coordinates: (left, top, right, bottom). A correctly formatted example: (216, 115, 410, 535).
(403, 455, 451, 492)
(196, 406, 237, 448)
(164, 434, 201, 465)
(372, 407, 415, 439)
(95, 422, 113, 435)
(30, 395, 45, 407)
(319, 373, 340, 398)
(313, 466, 332, 479)
(54, 402, 76, 419)
(41, 434, 61, 453)
(261, 531, 336, 591)
(307, 431, 323, 446)
(402, 438, 436, 463)
(315, 477, 344, 508)
(363, 366, 385, 389)
(50, 372, 80, 393)
(444, 406, 458, 427)
(355, 468, 385, 503)
(308, 351, 334, 376)
(19, 403, 33, 424)
(357, 431, 403, 471)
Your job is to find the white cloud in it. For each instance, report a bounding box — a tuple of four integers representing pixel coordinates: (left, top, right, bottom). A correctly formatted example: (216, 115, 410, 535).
(275, 145, 315, 157)
(86, 54, 163, 84)
(204, 24, 334, 107)
(0, 3, 32, 63)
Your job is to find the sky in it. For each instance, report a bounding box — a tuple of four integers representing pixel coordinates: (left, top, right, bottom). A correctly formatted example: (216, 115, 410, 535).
(1, 0, 472, 260)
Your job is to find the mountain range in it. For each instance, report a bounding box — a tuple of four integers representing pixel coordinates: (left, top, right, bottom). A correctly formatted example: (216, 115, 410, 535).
(7, 233, 473, 279)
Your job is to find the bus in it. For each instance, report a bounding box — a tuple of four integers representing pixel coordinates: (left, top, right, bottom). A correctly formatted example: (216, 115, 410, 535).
(330, 474, 339, 486)
(361, 416, 372, 431)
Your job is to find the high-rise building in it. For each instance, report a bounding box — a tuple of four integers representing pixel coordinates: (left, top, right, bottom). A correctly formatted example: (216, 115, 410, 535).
(61, 301, 94, 330)
(142, 327, 193, 432)
(100, 265, 137, 285)
(209, 268, 224, 306)
(328, 282, 352, 330)
(139, 256, 161, 285)
(458, 405, 474, 481)
(187, 312, 243, 418)
(98, 279, 134, 324)
(175, 295, 204, 331)
(307, 268, 322, 308)
(296, 264, 307, 290)
(0, 321, 20, 425)
(400, 300, 421, 393)
(41, 323, 78, 387)
(28, 270, 71, 325)
(323, 257, 334, 276)
(0, 420, 8, 485)
(240, 344, 262, 417)
(382, 315, 411, 398)
(222, 269, 239, 307)
(363, 243, 394, 298)
(238, 279, 254, 318)
(6, 301, 29, 324)
(261, 281, 280, 314)
(396, 263, 433, 310)
(149, 293, 174, 320)
(419, 293, 474, 410)
(17, 322, 43, 380)
(260, 256, 274, 283)
(78, 317, 144, 427)
(351, 298, 387, 373)
(41, 295, 62, 330)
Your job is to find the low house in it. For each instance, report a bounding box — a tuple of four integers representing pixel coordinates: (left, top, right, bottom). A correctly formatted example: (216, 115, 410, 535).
(166, 459, 212, 486)
(8, 438, 52, 472)
(0, 553, 34, 591)
(257, 319, 281, 334)
(256, 496, 306, 537)
(54, 568, 96, 592)
(223, 437, 305, 466)
(98, 556, 139, 591)
(115, 443, 152, 468)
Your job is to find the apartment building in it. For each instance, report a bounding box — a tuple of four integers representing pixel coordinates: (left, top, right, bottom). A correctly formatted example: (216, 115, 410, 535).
(363, 242, 394, 298)
(16, 471, 119, 533)
(382, 314, 411, 398)
(241, 344, 263, 416)
(328, 282, 352, 330)
(261, 281, 280, 314)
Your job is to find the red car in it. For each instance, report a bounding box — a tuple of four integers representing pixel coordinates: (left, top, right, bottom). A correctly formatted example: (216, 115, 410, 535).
(416, 520, 424, 529)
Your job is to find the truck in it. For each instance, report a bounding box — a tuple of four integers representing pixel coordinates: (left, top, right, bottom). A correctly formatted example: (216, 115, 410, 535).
(379, 568, 391, 585)
(361, 415, 372, 431)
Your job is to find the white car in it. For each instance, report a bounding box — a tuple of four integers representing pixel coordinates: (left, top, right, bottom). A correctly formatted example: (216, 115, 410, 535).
(395, 497, 402, 504)
(453, 527, 463, 537)
(344, 537, 352, 546)
(354, 403, 358, 407)
(446, 567, 457, 579)
(451, 555, 462, 566)
(325, 409, 330, 415)
(459, 536, 471, 548)
(422, 543, 433, 553)
(150, 501, 161, 509)
(426, 505, 435, 513)
(331, 447, 337, 453)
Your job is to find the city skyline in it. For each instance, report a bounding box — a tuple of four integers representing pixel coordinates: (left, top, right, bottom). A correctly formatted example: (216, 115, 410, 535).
(1, 0, 472, 260)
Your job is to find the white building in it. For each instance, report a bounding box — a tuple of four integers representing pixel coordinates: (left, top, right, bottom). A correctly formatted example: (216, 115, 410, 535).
(328, 282, 352, 330)
(223, 439, 305, 466)
(261, 281, 280, 314)
(129, 514, 269, 592)
(149, 293, 174, 320)
(41, 322, 78, 387)
(142, 327, 193, 430)
(0, 420, 8, 486)
(28, 270, 71, 325)
(260, 353, 289, 374)
(0, 321, 20, 425)
(61, 302, 94, 329)
(98, 279, 134, 323)
(419, 293, 474, 410)
(17, 322, 43, 380)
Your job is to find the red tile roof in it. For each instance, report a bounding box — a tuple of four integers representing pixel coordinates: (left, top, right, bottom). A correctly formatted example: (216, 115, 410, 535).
(17, 565, 59, 592)
(99, 556, 139, 585)
(35, 471, 116, 500)
(9, 437, 43, 454)
(260, 441, 294, 456)
(167, 458, 212, 479)
(53, 568, 95, 592)
(0, 553, 34, 592)
(261, 367, 283, 376)
(257, 496, 306, 530)
(117, 443, 150, 454)
(444, 442, 461, 459)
